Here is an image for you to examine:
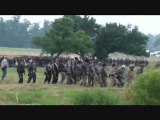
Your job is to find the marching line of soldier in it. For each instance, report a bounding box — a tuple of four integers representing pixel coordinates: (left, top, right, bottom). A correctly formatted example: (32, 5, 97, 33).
(1, 56, 146, 87)
(40, 57, 146, 88)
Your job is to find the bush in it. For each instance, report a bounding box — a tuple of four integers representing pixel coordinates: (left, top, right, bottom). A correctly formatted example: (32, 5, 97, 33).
(130, 69, 160, 105)
(72, 89, 126, 105)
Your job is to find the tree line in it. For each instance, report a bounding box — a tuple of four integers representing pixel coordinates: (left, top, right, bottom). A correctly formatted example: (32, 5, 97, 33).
(0, 15, 51, 48)
(33, 15, 149, 60)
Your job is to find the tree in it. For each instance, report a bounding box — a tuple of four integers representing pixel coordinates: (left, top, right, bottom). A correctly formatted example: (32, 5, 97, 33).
(71, 30, 94, 60)
(64, 15, 101, 41)
(95, 23, 149, 59)
(126, 26, 149, 56)
(33, 17, 74, 57)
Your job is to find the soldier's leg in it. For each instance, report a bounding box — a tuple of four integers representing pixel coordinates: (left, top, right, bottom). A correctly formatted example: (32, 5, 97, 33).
(48, 72, 52, 83)
(73, 74, 76, 84)
(119, 79, 124, 87)
(21, 74, 24, 84)
(18, 73, 21, 83)
(70, 73, 74, 84)
(19, 73, 23, 84)
(79, 75, 83, 85)
(66, 75, 69, 84)
(33, 74, 36, 83)
(113, 78, 116, 87)
(101, 77, 106, 87)
(85, 75, 88, 86)
(2, 68, 6, 80)
(88, 75, 91, 86)
(91, 77, 94, 87)
(100, 77, 103, 87)
(76, 75, 81, 85)
(44, 73, 48, 83)
(68, 75, 73, 85)
(84, 75, 88, 86)
(90, 76, 94, 87)
(27, 74, 32, 83)
(62, 72, 66, 83)
(53, 72, 58, 84)
(97, 75, 101, 85)
(51, 73, 56, 84)
(110, 76, 114, 87)
(81, 75, 86, 86)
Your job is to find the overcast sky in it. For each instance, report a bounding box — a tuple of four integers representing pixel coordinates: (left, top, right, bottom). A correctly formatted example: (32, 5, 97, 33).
(0, 15, 160, 35)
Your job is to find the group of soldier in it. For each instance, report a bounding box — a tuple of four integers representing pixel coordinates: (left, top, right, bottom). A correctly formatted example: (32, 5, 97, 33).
(0, 56, 148, 67)
(11, 56, 146, 87)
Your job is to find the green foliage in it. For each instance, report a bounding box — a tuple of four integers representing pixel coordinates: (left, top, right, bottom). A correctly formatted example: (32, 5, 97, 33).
(33, 17, 74, 56)
(71, 30, 94, 59)
(64, 15, 101, 38)
(130, 69, 160, 105)
(33, 17, 95, 58)
(95, 23, 149, 59)
(71, 89, 126, 105)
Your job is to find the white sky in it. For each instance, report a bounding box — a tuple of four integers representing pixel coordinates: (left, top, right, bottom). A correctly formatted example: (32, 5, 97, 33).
(0, 15, 160, 35)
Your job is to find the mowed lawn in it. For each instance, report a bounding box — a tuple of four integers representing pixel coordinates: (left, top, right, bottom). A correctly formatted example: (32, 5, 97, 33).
(0, 67, 129, 105)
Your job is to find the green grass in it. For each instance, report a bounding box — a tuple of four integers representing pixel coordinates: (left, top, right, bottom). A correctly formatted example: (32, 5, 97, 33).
(0, 65, 158, 105)
(0, 47, 41, 52)
(0, 66, 129, 105)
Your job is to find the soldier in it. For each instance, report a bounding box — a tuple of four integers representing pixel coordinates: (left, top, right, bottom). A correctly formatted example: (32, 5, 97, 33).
(125, 64, 136, 87)
(80, 59, 89, 86)
(66, 59, 73, 85)
(95, 62, 102, 85)
(17, 60, 25, 84)
(88, 61, 96, 87)
(58, 60, 67, 83)
(44, 61, 52, 84)
(70, 58, 77, 84)
(75, 61, 83, 84)
(51, 59, 59, 84)
(116, 65, 126, 87)
(109, 64, 118, 87)
(100, 63, 107, 87)
(1, 56, 9, 80)
(27, 61, 37, 83)
(137, 64, 145, 75)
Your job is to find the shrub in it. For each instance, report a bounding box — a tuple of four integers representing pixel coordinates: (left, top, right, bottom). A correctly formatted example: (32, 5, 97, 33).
(130, 69, 160, 105)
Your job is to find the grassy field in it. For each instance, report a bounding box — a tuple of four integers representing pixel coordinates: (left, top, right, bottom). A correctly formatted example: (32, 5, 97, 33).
(0, 47, 159, 105)
(0, 67, 132, 105)
(0, 47, 42, 56)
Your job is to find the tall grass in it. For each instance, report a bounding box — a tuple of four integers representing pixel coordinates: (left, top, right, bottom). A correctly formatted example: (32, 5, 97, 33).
(66, 89, 128, 105)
